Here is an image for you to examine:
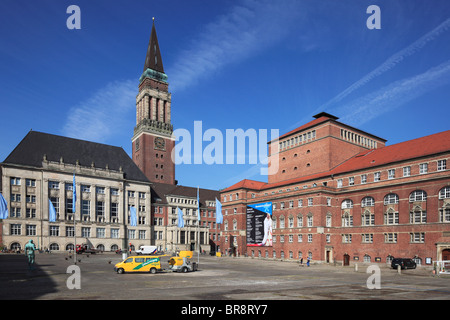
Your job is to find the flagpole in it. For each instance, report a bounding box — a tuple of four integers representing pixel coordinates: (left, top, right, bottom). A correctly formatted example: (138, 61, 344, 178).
(73, 173, 77, 265)
(197, 186, 200, 265)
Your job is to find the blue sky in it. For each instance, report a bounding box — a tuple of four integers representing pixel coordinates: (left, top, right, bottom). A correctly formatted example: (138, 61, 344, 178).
(0, 0, 449, 191)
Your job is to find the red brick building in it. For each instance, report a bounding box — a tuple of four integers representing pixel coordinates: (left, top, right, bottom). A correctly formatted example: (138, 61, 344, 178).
(219, 113, 450, 266)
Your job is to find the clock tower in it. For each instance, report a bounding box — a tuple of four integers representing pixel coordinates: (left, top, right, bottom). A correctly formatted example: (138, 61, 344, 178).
(132, 20, 175, 185)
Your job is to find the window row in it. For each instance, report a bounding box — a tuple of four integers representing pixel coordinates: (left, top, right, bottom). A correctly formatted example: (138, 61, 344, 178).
(340, 129, 378, 149)
(9, 224, 147, 240)
(337, 160, 447, 187)
(279, 130, 316, 151)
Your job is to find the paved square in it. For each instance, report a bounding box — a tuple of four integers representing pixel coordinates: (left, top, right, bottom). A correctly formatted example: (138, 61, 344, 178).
(1, 252, 449, 300)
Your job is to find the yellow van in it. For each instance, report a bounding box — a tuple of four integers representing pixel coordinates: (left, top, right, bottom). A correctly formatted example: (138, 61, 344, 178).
(114, 255, 166, 274)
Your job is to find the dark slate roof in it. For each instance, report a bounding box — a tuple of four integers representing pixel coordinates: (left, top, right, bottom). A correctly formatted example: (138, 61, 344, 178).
(151, 182, 220, 207)
(143, 21, 164, 73)
(2, 131, 150, 183)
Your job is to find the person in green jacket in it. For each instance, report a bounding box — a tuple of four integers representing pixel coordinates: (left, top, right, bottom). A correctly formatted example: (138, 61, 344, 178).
(24, 240, 36, 269)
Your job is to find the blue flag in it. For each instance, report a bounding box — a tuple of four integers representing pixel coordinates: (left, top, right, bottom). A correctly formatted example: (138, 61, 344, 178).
(197, 187, 200, 221)
(49, 199, 56, 222)
(177, 207, 184, 228)
(0, 193, 8, 220)
(215, 198, 223, 224)
(130, 206, 137, 226)
(72, 174, 76, 214)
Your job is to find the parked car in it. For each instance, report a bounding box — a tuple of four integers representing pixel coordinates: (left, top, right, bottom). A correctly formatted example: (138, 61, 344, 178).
(391, 258, 416, 270)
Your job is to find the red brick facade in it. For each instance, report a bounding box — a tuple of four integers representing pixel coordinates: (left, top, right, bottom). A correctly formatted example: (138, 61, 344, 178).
(132, 133, 175, 185)
(219, 113, 450, 265)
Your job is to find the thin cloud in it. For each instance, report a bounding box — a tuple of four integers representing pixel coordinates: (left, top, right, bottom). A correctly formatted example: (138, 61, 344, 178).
(286, 17, 450, 132)
(61, 79, 136, 143)
(321, 18, 450, 110)
(338, 59, 450, 126)
(167, 0, 303, 92)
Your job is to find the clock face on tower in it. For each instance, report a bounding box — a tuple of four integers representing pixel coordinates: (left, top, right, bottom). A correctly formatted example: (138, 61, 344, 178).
(154, 137, 165, 150)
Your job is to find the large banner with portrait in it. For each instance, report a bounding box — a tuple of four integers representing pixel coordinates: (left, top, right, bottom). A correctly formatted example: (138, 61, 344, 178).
(246, 202, 272, 247)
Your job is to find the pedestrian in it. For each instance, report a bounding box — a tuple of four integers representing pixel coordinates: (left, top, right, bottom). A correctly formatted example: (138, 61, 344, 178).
(306, 257, 310, 267)
(299, 257, 303, 266)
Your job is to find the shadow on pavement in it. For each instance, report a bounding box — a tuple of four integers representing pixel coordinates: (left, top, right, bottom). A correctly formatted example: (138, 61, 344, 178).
(0, 254, 58, 299)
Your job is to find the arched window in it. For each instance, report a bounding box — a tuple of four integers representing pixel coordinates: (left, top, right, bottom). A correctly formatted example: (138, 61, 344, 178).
(361, 196, 375, 207)
(409, 190, 427, 202)
(384, 193, 399, 205)
(439, 186, 450, 199)
(341, 199, 353, 209)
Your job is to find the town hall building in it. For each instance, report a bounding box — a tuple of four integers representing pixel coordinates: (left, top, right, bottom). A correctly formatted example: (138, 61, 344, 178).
(0, 21, 220, 254)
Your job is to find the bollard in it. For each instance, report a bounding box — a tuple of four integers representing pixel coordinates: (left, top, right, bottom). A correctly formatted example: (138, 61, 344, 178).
(397, 264, 401, 274)
(355, 263, 358, 272)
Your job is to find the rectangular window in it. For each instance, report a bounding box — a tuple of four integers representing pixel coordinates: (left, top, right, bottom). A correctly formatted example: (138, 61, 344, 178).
(82, 200, 90, 221)
(82, 227, 90, 238)
(438, 160, 447, 171)
(403, 166, 411, 177)
(11, 224, 21, 235)
(96, 187, 105, 194)
(419, 163, 428, 174)
(307, 215, 313, 227)
(342, 234, 352, 243)
(96, 201, 105, 222)
(27, 224, 36, 236)
(374, 172, 381, 182)
(111, 228, 120, 238)
(48, 181, 60, 189)
(66, 226, 75, 237)
(50, 226, 59, 237)
(96, 228, 105, 238)
(362, 234, 373, 243)
(10, 177, 21, 185)
(349, 177, 354, 186)
(410, 233, 425, 243)
(388, 169, 395, 180)
(385, 233, 397, 243)
(26, 208, 36, 218)
(361, 174, 367, 184)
